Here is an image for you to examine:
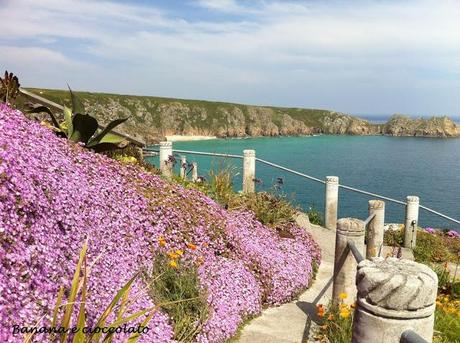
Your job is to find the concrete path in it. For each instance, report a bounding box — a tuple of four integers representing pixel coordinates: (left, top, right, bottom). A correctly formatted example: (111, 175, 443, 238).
(237, 215, 336, 343)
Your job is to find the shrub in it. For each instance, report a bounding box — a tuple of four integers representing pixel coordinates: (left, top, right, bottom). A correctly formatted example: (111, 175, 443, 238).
(147, 253, 208, 342)
(306, 204, 324, 226)
(434, 295, 460, 343)
(0, 105, 320, 342)
(315, 294, 354, 343)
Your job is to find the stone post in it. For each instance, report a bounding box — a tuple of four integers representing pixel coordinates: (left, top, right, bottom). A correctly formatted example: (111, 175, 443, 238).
(352, 257, 437, 343)
(324, 176, 339, 230)
(179, 155, 187, 179)
(404, 196, 419, 249)
(332, 218, 365, 305)
(366, 200, 385, 259)
(192, 162, 198, 182)
(159, 141, 173, 177)
(243, 149, 256, 193)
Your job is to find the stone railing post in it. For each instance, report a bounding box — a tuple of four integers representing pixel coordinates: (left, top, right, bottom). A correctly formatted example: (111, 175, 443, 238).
(192, 162, 198, 182)
(179, 155, 187, 179)
(324, 176, 339, 230)
(159, 141, 173, 177)
(366, 200, 385, 259)
(404, 196, 419, 249)
(352, 257, 437, 343)
(332, 218, 365, 305)
(243, 149, 256, 193)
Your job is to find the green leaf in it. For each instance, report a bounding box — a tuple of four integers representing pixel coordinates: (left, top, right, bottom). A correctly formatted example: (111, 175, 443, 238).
(68, 85, 85, 114)
(90, 273, 139, 342)
(28, 106, 62, 130)
(87, 117, 129, 147)
(69, 113, 98, 144)
(60, 240, 88, 343)
(74, 256, 88, 343)
(102, 307, 156, 343)
(63, 105, 74, 137)
(126, 310, 156, 343)
(91, 142, 128, 153)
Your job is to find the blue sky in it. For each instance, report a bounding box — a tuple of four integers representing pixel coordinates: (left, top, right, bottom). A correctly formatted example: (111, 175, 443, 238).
(1, 0, 459, 118)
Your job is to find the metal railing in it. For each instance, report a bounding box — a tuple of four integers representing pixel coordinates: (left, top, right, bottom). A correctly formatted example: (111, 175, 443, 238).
(144, 146, 460, 226)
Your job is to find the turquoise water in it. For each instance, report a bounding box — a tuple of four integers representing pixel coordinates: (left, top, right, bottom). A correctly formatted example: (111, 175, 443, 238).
(146, 136, 460, 230)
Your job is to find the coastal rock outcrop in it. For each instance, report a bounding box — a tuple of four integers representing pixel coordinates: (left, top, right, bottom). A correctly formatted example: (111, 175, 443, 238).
(384, 114, 460, 137)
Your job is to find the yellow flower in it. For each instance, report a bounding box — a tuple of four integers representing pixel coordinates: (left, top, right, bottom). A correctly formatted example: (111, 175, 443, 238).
(158, 236, 166, 247)
(167, 251, 179, 259)
(339, 292, 348, 300)
(175, 249, 184, 256)
(340, 308, 350, 318)
(169, 260, 178, 268)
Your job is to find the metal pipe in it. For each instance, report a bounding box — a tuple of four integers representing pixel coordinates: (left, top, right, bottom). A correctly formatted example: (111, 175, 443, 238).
(400, 330, 429, 343)
(364, 213, 376, 227)
(347, 240, 364, 263)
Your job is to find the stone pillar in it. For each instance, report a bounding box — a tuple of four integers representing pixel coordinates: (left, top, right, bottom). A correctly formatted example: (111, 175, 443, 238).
(159, 141, 173, 177)
(404, 196, 419, 249)
(243, 149, 256, 193)
(332, 218, 365, 305)
(192, 162, 198, 182)
(366, 200, 385, 259)
(324, 176, 339, 230)
(179, 155, 187, 179)
(352, 257, 437, 343)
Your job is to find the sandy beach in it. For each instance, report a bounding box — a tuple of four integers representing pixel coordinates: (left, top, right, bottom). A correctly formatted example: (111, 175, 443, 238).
(165, 135, 217, 142)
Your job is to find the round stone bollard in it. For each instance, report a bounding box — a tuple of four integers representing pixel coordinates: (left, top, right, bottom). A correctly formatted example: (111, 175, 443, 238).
(159, 141, 173, 177)
(366, 200, 385, 259)
(352, 257, 438, 343)
(192, 162, 198, 182)
(243, 149, 256, 193)
(404, 196, 419, 249)
(179, 155, 187, 179)
(324, 176, 339, 230)
(332, 218, 365, 305)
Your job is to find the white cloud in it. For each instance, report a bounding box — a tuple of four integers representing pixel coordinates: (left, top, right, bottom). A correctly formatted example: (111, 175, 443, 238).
(0, 0, 459, 115)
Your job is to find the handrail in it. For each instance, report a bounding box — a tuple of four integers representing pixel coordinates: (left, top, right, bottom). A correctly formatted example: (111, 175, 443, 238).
(364, 213, 376, 227)
(347, 241, 364, 263)
(400, 329, 428, 343)
(144, 146, 460, 226)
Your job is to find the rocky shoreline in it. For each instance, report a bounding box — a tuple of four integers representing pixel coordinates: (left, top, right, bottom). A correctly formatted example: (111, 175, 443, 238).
(22, 89, 460, 144)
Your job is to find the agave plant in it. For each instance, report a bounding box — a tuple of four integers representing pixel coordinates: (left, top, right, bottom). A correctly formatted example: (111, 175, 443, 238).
(0, 70, 20, 104)
(30, 87, 129, 152)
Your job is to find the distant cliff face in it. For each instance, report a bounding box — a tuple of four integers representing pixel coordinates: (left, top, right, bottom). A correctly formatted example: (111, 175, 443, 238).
(21, 89, 460, 143)
(384, 115, 460, 137)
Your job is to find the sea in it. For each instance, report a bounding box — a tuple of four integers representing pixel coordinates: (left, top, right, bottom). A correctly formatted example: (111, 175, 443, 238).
(146, 135, 460, 231)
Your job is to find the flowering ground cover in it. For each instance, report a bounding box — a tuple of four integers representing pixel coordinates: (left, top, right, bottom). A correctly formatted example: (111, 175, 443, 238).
(0, 104, 320, 342)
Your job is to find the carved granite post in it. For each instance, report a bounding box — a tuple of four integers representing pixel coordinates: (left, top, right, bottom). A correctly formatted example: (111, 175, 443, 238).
(352, 257, 437, 343)
(179, 155, 187, 179)
(243, 149, 256, 193)
(192, 162, 198, 182)
(366, 200, 385, 259)
(159, 141, 173, 177)
(332, 218, 365, 305)
(404, 196, 419, 249)
(325, 176, 339, 230)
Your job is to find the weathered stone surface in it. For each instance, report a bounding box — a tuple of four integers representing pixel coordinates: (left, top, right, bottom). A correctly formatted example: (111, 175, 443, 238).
(352, 257, 437, 343)
(356, 257, 437, 311)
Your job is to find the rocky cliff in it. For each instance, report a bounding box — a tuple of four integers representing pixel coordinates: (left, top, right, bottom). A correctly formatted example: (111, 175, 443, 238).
(20, 89, 460, 143)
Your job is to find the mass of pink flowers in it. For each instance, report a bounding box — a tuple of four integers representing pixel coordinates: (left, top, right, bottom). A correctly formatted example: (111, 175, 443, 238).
(0, 104, 320, 342)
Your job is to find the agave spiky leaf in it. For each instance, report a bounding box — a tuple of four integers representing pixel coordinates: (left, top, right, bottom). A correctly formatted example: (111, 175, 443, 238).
(68, 85, 85, 115)
(69, 113, 98, 144)
(0, 70, 20, 104)
(87, 117, 129, 148)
